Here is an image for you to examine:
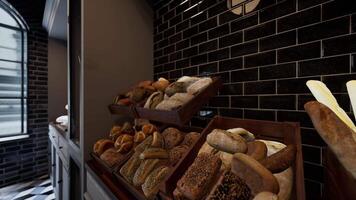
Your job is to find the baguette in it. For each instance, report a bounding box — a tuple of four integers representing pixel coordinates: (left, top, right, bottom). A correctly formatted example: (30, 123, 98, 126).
(142, 166, 170, 199)
(139, 148, 169, 160)
(133, 159, 163, 187)
(305, 101, 356, 178)
(119, 151, 142, 183)
(260, 145, 296, 173)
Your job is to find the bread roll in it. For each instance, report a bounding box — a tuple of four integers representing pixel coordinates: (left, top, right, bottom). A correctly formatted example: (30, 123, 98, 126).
(219, 151, 233, 170)
(151, 131, 164, 148)
(142, 124, 158, 135)
(117, 98, 132, 106)
(274, 167, 293, 200)
(165, 82, 187, 97)
(253, 192, 279, 200)
(187, 77, 212, 95)
(114, 134, 134, 153)
(133, 159, 163, 187)
(162, 127, 184, 149)
(247, 141, 268, 162)
(93, 139, 114, 156)
(129, 87, 149, 103)
(177, 76, 200, 86)
(261, 145, 296, 173)
(142, 166, 170, 199)
(139, 148, 169, 159)
(109, 125, 122, 141)
(152, 77, 170, 91)
(134, 131, 146, 143)
(207, 129, 247, 154)
(169, 145, 190, 166)
(100, 148, 125, 167)
(169, 93, 194, 104)
(231, 153, 279, 196)
(144, 91, 164, 109)
(155, 99, 184, 111)
(138, 80, 153, 88)
(181, 132, 200, 147)
(259, 140, 286, 156)
(226, 128, 255, 142)
(176, 153, 222, 200)
(198, 142, 218, 155)
(120, 151, 142, 183)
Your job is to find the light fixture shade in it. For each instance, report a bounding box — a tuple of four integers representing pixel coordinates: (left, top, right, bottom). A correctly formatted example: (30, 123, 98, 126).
(227, 0, 261, 15)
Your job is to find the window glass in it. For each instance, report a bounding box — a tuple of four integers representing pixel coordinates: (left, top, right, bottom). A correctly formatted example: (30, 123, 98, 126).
(0, 4, 27, 137)
(0, 27, 22, 61)
(0, 7, 19, 28)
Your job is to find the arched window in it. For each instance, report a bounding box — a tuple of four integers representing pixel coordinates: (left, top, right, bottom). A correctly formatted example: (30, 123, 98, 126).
(0, 0, 28, 139)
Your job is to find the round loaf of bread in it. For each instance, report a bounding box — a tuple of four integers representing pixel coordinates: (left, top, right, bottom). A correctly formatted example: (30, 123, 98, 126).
(162, 127, 184, 149)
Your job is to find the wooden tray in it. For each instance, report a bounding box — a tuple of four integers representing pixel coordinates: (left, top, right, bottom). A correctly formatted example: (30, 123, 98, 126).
(108, 104, 138, 118)
(135, 77, 222, 126)
(90, 151, 132, 174)
(159, 116, 305, 200)
(112, 126, 204, 200)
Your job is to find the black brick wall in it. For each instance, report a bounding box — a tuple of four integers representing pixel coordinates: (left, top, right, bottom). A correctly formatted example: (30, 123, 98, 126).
(0, 0, 48, 188)
(153, 0, 356, 199)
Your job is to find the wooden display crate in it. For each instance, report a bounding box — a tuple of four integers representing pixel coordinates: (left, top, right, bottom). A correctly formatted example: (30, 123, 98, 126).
(108, 104, 138, 118)
(159, 116, 305, 200)
(112, 126, 203, 200)
(90, 152, 133, 174)
(135, 77, 222, 126)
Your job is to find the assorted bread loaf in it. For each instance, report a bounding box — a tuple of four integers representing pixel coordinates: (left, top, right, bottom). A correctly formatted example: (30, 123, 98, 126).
(117, 127, 200, 199)
(92, 121, 159, 169)
(93, 123, 297, 200)
(113, 76, 214, 111)
(174, 128, 297, 200)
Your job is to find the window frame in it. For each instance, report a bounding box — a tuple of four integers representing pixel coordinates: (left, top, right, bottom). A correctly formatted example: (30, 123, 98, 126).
(0, 0, 29, 140)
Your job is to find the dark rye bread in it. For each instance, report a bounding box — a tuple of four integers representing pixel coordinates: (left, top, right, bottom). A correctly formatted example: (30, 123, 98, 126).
(176, 153, 222, 200)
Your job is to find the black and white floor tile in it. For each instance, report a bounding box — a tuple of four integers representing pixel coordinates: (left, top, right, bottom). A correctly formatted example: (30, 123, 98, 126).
(0, 175, 55, 200)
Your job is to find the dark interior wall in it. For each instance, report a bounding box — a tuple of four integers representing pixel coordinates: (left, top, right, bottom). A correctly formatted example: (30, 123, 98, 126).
(153, 0, 356, 199)
(48, 39, 67, 122)
(0, 0, 48, 187)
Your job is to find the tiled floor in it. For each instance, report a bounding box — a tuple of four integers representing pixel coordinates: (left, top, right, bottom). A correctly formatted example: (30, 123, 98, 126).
(0, 175, 55, 200)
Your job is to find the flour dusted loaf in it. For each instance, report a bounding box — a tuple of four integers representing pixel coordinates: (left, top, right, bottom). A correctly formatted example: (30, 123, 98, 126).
(176, 153, 222, 200)
(207, 129, 247, 154)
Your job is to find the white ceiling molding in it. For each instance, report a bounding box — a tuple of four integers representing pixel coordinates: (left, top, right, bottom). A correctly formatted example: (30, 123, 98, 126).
(42, 0, 67, 40)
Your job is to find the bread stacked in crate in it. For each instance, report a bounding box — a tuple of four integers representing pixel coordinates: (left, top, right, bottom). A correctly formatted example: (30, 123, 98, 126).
(160, 116, 305, 200)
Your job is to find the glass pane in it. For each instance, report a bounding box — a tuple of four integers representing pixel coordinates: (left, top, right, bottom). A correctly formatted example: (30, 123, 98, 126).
(0, 61, 21, 97)
(0, 7, 19, 28)
(0, 27, 21, 61)
(0, 98, 22, 136)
